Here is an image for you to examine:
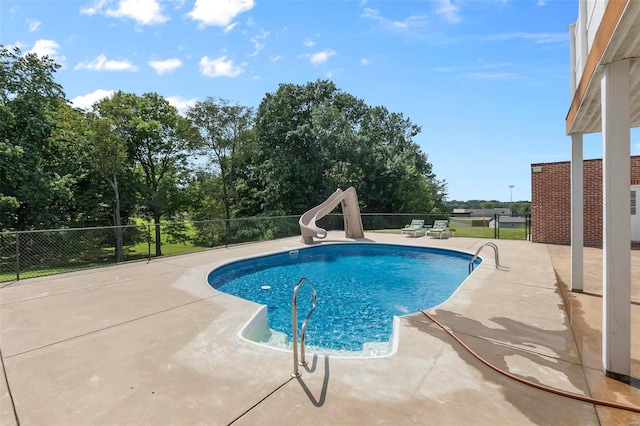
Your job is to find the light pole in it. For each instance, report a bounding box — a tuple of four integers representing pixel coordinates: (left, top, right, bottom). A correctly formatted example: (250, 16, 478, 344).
(508, 185, 514, 202)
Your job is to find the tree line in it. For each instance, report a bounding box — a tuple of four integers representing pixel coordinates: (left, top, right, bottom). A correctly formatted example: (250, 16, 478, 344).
(1, 46, 447, 258)
(446, 200, 531, 216)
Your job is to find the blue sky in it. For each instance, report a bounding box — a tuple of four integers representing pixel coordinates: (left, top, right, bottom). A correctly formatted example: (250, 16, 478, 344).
(2, 0, 638, 202)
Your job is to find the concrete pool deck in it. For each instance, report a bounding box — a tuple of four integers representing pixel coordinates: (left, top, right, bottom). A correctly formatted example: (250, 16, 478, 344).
(1, 233, 638, 425)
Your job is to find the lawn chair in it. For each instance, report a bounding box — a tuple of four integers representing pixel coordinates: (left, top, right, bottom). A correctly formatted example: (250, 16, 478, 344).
(426, 220, 449, 238)
(401, 219, 426, 237)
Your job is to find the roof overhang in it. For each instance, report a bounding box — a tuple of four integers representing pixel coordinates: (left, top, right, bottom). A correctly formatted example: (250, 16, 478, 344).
(566, 0, 640, 135)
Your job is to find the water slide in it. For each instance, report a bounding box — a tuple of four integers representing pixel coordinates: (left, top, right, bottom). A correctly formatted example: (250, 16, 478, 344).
(299, 187, 365, 244)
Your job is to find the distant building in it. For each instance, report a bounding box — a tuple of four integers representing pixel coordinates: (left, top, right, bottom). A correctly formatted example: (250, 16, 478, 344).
(451, 208, 512, 217)
(488, 216, 526, 229)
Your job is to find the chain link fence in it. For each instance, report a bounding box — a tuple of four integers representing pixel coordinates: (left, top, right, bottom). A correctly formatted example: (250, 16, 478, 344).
(1, 213, 530, 283)
(448, 214, 531, 240)
(0, 216, 301, 283)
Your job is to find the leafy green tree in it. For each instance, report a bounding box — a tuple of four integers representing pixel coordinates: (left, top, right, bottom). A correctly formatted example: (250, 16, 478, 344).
(185, 171, 227, 245)
(0, 46, 77, 230)
(81, 111, 131, 261)
(246, 79, 446, 216)
(250, 80, 341, 214)
(46, 101, 108, 225)
(354, 105, 445, 213)
(94, 91, 198, 255)
(186, 97, 254, 230)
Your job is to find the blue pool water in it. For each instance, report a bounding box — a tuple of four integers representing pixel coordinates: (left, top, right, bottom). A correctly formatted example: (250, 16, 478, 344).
(207, 243, 480, 354)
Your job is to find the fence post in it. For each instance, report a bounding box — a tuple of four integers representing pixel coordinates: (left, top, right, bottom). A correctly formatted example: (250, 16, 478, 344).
(147, 224, 151, 263)
(494, 214, 498, 239)
(15, 231, 20, 281)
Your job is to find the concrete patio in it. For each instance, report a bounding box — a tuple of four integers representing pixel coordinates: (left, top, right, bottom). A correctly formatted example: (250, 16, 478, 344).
(1, 233, 638, 425)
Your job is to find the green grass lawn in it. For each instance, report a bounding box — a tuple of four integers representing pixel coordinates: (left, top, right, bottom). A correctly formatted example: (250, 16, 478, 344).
(374, 226, 528, 240)
(452, 227, 528, 239)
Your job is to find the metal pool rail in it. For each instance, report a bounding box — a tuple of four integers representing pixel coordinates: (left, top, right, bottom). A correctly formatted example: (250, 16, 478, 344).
(291, 277, 317, 377)
(469, 242, 500, 273)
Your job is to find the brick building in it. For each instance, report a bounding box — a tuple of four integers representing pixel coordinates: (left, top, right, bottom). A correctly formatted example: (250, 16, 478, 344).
(531, 155, 640, 246)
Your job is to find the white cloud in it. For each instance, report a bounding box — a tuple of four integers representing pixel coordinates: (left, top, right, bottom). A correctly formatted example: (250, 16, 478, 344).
(166, 95, 198, 114)
(75, 54, 139, 71)
(106, 0, 168, 25)
(80, 0, 108, 16)
(537, 0, 546, 5)
(269, 54, 282, 62)
(246, 17, 255, 26)
(468, 72, 519, 80)
(70, 89, 115, 110)
(27, 19, 41, 32)
(26, 39, 66, 65)
(435, 0, 461, 24)
(148, 58, 183, 75)
(187, 0, 254, 29)
(433, 66, 458, 73)
(360, 57, 372, 66)
(223, 22, 238, 33)
(362, 8, 427, 31)
(486, 32, 568, 44)
(303, 39, 316, 47)
(307, 49, 336, 65)
(82, 0, 168, 25)
(27, 39, 59, 57)
(199, 56, 244, 77)
(248, 30, 269, 57)
(171, 0, 187, 10)
(6, 41, 25, 52)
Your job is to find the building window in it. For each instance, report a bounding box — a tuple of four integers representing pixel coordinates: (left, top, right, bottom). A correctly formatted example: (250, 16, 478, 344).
(632, 190, 637, 216)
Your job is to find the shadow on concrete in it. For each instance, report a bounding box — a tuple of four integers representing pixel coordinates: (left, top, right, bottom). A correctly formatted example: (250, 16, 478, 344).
(296, 354, 330, 407)
(406, 307, 597, 425)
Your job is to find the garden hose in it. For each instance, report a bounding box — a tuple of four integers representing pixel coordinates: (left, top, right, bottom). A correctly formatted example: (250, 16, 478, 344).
(419, 310, 640, 414)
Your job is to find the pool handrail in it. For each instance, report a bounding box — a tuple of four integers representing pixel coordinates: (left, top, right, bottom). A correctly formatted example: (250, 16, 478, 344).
(469, 242, 500, 273)
(292, 277, 317, 378)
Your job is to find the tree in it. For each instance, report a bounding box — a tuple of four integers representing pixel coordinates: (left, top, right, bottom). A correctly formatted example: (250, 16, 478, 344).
(246, 79, 446, 216)
(353, 105, 444, 213)
(249, 80, 343, 214)
(186, 98, 254, 231)
(0, 46, 75, 231)
(82, 111, 130, 261)
(445, 200, 531, 215)
(184, 171, 227, 246)
(95, 91, 198, 255)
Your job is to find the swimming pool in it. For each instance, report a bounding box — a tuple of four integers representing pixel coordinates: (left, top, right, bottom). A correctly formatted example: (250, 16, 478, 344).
(207, 243, 480, 357)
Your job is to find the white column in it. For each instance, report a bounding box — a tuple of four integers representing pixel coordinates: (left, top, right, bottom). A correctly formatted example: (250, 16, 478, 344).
(571, 134, 583, 292)
(601, 59, 631, 379)
(569, 23, 577, 96)
(578, 0, 588, 67)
